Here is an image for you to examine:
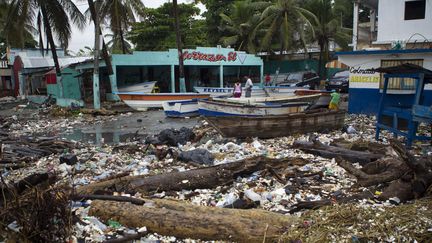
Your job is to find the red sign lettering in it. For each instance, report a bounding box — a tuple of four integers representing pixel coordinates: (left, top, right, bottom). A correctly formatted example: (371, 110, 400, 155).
(182, 51, 238, 62)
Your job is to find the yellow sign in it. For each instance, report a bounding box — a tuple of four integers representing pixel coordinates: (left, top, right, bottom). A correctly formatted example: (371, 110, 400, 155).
(349, 75, 380, 83)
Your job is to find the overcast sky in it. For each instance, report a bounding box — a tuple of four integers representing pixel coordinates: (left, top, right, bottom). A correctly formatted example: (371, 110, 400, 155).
(69, 0, 204, 54)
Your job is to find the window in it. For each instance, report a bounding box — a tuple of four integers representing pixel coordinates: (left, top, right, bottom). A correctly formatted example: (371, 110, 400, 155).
(380, 59, 424, 93)
(405, 0, 426, 20)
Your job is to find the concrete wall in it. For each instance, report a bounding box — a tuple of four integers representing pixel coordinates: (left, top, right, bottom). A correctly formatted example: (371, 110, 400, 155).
(377, 0, 432, 43)
(338, 50, 432, 114)
(46, 67, 82, 102)
(62, 67, 82, 101)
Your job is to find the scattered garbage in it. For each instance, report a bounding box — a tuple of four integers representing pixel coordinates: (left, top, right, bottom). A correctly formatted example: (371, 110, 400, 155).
(177, 148, 214, 165)
(1, 107, 431, 242)
(59, 154, 78, 165)
(107, 219, 122, 229)
(146, 127, 195, 146)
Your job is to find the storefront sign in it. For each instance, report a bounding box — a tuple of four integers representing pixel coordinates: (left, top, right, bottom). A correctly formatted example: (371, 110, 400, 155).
(349, 67, 380, 83)
(182, 51, 238, 62)
(202, 88, 233, 93)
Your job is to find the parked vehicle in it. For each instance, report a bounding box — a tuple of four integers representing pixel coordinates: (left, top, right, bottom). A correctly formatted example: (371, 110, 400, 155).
(325, 70, 350, 92)
(276, 71, 321, 89)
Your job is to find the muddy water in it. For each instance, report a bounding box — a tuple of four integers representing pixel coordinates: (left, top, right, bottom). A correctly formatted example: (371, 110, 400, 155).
(61, 110, 201, 145)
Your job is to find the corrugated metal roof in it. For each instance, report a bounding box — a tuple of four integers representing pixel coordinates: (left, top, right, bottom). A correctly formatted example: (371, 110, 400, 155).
(20, 56, 92, 69)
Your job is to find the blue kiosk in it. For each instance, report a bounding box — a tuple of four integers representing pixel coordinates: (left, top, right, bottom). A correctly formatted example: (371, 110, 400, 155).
(375, 64, 432, 146)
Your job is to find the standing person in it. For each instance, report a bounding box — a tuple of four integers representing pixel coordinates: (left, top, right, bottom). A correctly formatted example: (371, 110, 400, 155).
(233, 81, 242, 98)
(329, 89, 341, 110)
(265, 73, 271, 86)
(244, 76, 253, 97)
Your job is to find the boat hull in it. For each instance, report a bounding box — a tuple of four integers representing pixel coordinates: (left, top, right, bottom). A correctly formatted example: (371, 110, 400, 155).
(198, 99, 310, 117)
(118, 81, 157, 93)
(212, 94, 321, 105)
(162, 99, 201, 117)
(115, 92, 210, 110)
(204, 110, 346, 138)
(194, 86, 297, 97)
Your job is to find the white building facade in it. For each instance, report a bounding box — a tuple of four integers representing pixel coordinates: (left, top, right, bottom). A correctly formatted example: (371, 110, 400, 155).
(376, 0, 432, 45)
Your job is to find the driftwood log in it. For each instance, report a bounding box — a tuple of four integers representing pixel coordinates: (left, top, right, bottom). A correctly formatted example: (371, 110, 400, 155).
(336, 157, 409, 187)
(336, 140, 432, 202)
(289, 190, 375, 213)
(292, 140, 383, 165)
(78, 156, 308, 195)
(288, 140, 432, 211)
(0, 131, 75, 166)
(89, 199, 297, 242)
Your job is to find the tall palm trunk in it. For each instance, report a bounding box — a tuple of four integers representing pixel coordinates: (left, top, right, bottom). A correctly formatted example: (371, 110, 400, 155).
(88, 0, 114, 92)
(323, 41, 329, 80)
(88, 0, 101, 109)
(119, 25, 127, 54)
(173, 0, 186, 93)
(41, 5, 63, 99)
(317, 40, 324, 80)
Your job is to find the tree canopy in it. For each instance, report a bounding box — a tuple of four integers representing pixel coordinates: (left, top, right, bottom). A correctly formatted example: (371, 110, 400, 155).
(128, 2, 209, 51)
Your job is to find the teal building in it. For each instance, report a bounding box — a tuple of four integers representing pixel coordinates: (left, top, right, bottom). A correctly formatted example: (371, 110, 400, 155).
(76, 47, 264, 99)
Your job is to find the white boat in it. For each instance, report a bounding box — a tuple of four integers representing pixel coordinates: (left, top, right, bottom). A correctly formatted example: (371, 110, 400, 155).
(193, 86, 263, 97)
(118, 81, 157, 93)
(114, 92, 210, 110)
(194, 86, 298, 97)
(212, 94, 321, 105)
(162, 99, 203, 118)
(263, 86, 299, 97)
(198, 99, 310, 117)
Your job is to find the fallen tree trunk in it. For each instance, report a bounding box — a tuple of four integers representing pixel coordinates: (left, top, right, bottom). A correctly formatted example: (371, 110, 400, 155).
(293, 140, 383, 165)
(289, 190, 375, 213)
(336, 157, 409, 187)
(89, 199, 297, 242)
(78, 156, 308, 195)
(335, 140, 432, 202)
(71, 194, 146, 205)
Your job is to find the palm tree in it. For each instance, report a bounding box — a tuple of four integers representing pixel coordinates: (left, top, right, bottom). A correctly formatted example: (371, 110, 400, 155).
(173, 0, 185, 93)
(4, 0, 85, 99)
(4, 0, 85, 79)
(0, 1, 37, 49)
(72, 46, 95, 56)
(305, 0, 351, 78)
(257, 0, 315, 53)
(105, 33, 132, 54)
(0, 0, 37, 54)
(91, 0, 145, 54)
(218, 1, 269, 53)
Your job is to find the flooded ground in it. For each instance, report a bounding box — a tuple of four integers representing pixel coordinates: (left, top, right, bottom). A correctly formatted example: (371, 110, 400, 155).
(60, 110, 201, 145)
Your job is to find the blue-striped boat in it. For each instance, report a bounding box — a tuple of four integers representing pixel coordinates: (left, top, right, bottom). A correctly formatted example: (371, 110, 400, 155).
(163, 99, 205, 118)
(198, 99, 310, 117)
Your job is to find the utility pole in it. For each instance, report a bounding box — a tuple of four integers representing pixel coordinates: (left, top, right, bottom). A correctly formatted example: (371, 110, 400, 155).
(88, 0, 101, 109)
(173, 0, 186, 93)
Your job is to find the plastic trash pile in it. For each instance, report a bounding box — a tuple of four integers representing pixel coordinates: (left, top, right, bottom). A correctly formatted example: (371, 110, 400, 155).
(1, 109, 430, 242)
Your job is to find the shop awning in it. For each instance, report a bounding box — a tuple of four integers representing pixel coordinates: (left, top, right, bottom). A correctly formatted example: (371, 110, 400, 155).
(326, 60, 349, 69)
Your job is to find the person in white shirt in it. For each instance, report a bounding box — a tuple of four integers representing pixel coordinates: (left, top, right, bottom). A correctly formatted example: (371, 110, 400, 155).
(244, 76, 253, 97)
